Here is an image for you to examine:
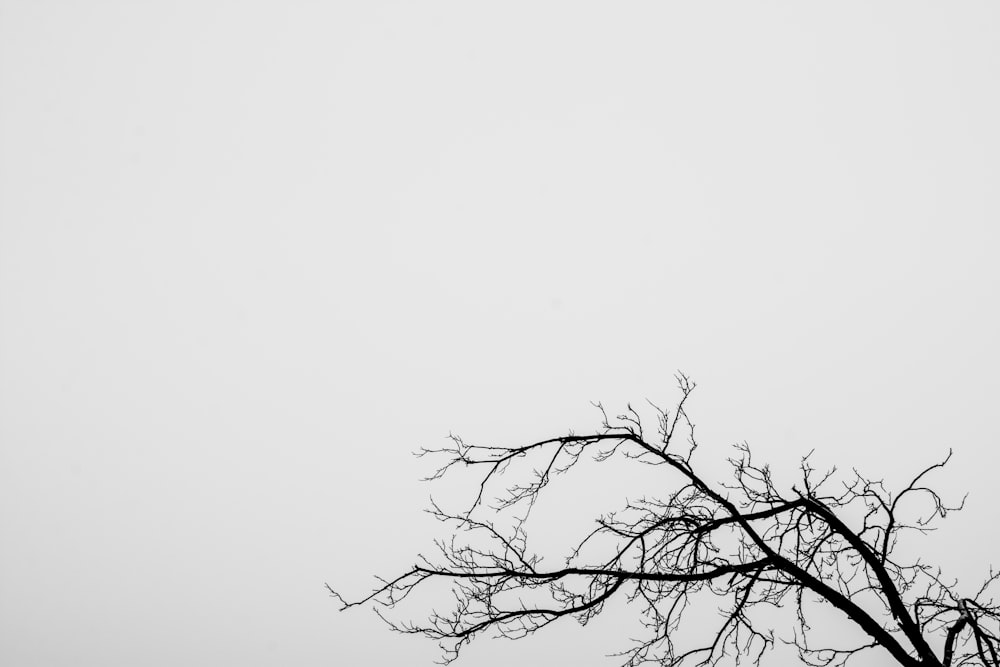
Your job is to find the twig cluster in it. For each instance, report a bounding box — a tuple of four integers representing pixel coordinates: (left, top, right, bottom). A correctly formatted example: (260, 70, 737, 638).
(331, 375, 998, 667)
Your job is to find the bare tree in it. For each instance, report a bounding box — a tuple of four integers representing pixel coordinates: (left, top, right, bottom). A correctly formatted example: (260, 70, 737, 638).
(331, 376, 999, 667)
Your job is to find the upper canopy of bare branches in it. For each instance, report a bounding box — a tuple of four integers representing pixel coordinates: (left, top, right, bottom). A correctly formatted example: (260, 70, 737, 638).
(331, 375, 998, 667)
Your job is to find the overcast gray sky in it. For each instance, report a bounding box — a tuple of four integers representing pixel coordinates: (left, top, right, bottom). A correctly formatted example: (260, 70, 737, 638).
(2, 2, 999, 666)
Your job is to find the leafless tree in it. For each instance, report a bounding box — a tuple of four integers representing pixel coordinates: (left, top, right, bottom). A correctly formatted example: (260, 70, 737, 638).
(330, 376, 999, 667)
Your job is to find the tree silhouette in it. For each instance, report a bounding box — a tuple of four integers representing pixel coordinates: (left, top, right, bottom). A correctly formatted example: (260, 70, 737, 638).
(331, 376, 999, 667)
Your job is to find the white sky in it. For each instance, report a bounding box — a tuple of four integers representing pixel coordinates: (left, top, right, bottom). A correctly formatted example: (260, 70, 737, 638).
(1, 2, 999, 666)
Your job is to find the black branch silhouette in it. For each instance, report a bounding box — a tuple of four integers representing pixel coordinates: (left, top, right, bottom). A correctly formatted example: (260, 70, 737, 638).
(330, 376, 999, 667)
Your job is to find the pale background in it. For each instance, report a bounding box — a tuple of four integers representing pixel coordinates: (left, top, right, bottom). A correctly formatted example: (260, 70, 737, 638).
(1, 2, 999, 665)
